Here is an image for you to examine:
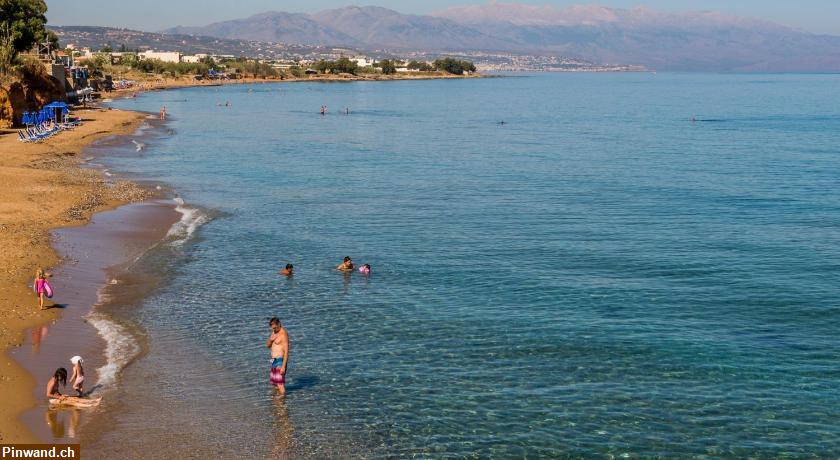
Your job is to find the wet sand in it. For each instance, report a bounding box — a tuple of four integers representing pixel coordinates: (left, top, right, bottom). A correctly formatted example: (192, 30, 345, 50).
(13, 199, 179, 442)
(0, 108, 149, 442)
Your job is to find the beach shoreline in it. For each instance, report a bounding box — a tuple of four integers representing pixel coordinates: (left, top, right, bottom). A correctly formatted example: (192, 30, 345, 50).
(0, 72, 487, 444)
(0, 106, 157, 442)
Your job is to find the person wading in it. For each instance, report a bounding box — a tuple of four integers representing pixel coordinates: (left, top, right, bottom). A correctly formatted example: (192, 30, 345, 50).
(266, 317, 290, 395)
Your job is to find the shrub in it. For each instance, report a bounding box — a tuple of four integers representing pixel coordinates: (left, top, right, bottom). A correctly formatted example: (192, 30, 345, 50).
(433, 58, 476, 75)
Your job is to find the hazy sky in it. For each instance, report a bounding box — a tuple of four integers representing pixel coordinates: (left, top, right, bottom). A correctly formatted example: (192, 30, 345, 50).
(46, 1, 840, 35)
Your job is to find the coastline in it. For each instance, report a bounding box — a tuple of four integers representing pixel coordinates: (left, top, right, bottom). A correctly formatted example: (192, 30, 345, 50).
(0, 107, 153, 442)
(100, 72, 489, 99)
(0, 72, 485, 445)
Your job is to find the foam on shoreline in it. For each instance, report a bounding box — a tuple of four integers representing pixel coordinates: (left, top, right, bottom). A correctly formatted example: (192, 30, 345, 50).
(86, 310, 141, 387)
(167, 197, 211, 247)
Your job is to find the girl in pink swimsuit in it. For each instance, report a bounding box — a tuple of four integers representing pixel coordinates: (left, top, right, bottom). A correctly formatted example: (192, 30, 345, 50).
(34, 268, 50, 309)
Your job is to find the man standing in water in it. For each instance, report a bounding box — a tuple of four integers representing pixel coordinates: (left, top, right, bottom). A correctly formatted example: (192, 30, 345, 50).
(266, 317, 289, 395)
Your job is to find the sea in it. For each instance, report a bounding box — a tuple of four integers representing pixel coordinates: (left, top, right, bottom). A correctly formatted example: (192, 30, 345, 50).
(79, 73, 840, 458)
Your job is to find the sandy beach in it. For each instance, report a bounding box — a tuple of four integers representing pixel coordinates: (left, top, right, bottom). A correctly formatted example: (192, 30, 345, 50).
(0, 107, 152, 442)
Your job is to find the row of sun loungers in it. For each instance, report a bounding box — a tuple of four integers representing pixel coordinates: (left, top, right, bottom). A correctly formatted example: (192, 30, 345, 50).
(18, 119, 82, 143)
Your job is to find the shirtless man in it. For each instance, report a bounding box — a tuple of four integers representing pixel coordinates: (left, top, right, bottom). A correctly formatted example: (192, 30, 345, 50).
(266, 317, 289, 395)
(279, 264, 294, 277)
(337, 256, 354, 272)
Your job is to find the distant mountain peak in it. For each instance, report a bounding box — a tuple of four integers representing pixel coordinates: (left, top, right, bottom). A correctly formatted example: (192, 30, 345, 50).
(161, 2, 840, 71)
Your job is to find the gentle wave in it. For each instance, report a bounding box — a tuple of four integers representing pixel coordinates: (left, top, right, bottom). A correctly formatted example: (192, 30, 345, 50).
(86, 310, 141, 387)
(166, 197, 211, 247)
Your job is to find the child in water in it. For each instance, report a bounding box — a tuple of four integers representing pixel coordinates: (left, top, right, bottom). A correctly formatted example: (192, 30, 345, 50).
(359, 264, 371, 275)
(69, 356, 84, 397)
(279, 264, 294, 276)
(34, 268, 51, 309)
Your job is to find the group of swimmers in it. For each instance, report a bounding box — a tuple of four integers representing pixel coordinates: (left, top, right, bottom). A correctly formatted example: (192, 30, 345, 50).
(319, 106, 352, 115)
(336, 256, 371, 274)
(268, 257, 370, 395)
(278, 257, 371, 277)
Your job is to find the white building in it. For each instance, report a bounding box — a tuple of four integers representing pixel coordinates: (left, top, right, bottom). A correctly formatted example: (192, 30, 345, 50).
(351, 56, 375, 67)
(138, 51, 182, 63)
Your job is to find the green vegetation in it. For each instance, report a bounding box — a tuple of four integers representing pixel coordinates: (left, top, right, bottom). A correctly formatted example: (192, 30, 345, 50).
(0, 0, 57, 74)
(378, 59, 397, 75)
(433, 58, 476, 75)
(220, 58, 279, 78)
(130, 58, 212, 77)
(407, 60, 434, 72)
(313, 57, 358, 75)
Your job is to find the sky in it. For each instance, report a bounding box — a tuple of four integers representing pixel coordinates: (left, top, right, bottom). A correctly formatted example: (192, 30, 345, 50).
(46, 0, 840, 35)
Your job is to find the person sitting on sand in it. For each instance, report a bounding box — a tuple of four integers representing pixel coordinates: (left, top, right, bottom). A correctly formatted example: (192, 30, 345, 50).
(337, 256, 354, 272)
(69, 356, 85, 397)
(359, 264, 371, 275)
(46, 368, 100, 408)
(279, 264, 294, 277)
(34, 268, 51, 309)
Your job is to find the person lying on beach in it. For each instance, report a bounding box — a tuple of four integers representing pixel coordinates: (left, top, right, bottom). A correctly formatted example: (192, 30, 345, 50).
(359, 264, 371, 275)
(34, 268, 52, 309)
(279, 264, 294, 276)
(46, 368, 101, 408)
(69, 356, 85, 397)
(337, 256, 354, 272)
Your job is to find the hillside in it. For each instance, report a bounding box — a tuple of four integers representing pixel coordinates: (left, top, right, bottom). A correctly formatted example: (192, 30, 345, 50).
(48, 26, 324, 59)
(161, 4, 840, 71)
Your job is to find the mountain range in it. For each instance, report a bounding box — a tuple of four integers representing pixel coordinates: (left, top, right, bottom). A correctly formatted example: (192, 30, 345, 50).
(163, 3, 840, 72)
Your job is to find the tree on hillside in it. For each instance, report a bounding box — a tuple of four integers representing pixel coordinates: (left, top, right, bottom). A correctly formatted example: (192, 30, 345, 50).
(0, 22, 13, 74)
(1, 0, 56, 74)
(0, 0, 53, 53)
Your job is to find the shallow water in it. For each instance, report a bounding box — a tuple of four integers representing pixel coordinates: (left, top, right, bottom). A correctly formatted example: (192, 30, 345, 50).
(90, 73, 840, 457)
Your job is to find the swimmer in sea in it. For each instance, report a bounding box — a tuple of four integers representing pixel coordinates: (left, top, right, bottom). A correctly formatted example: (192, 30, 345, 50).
(359, 264, 371, 275)
(279, 264, 294, 276)
(337, 256, 354, 272)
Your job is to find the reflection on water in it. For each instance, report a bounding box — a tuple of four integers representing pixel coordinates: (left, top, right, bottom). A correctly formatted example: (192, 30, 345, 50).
(45, 408, 80, 440)
(271, 396, 294, 459)
(31, 326, 49, 354)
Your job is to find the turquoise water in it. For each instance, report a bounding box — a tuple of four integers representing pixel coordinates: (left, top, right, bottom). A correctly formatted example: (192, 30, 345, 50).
(101, 73, 839, 457)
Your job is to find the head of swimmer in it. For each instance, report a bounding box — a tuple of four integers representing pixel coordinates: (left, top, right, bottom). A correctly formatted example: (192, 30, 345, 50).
(269, 317, 282, 333)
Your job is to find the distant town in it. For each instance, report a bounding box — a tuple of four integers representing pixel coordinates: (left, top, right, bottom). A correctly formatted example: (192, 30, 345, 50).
(49, 26, 647, 73)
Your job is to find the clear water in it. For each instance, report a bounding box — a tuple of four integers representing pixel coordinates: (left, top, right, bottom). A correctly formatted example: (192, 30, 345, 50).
(100, 73, 840, 457)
